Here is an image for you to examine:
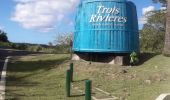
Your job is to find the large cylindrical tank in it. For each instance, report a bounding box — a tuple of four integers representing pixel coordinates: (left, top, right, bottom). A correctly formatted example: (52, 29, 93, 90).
(73, 0, 139, 53)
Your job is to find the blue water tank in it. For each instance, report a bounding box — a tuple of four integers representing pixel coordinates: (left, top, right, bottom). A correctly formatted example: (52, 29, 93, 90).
(73, 0, 139, 53)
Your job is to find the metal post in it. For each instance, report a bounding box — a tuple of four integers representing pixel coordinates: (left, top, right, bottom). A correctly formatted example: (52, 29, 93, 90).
(66, 69, 71, 97)
(85, 80, 91, 100)
(70, 63, 73, 81)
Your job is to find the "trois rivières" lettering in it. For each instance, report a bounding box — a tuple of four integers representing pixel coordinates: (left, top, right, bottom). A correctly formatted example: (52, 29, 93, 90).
(89, 5, 127, 23)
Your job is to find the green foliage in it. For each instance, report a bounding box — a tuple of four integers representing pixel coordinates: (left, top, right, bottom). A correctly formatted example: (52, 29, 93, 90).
(152, 0, 167, 6)
(140, 11, 166, 53)
(130, 52, 139, 65)
(17, 44, 28, 50)
(0, 42, 70, 54)
(152, 0, 167, 7)
(53, 33, 72, 53)
(10, 43, 28, 50)
(27, 45, 42, 52)
(0, 30, 9, 42)
(54, 33, 72, 46)
(0, 30, 71, 54)
(0, 42, 11, 48)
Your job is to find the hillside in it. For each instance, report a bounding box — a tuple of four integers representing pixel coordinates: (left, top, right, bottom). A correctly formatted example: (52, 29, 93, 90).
(5, 53, 170, 100)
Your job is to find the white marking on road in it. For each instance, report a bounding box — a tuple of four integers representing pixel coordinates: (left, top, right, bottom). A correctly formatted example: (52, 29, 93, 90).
(0, 56, 10, 100)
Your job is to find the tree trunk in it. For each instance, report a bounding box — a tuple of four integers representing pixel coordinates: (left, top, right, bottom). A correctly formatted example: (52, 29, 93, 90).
(163, 0, 170, 56)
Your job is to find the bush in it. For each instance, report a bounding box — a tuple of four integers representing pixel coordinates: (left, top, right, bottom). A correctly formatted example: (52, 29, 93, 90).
(130, 52, 139, 65)
(0, 32, 9, 42)
(27, 45, 42, 52)
(0, 42, 11, 48)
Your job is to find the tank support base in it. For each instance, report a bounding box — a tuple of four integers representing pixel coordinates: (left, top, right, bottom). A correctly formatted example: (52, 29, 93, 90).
(72, 53, 130, 66)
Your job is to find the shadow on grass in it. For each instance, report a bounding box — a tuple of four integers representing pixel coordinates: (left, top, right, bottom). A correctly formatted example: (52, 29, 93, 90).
(70, 94, 85, 97)
(6, 56, 69, 100)
(8, 57, 69, 72)
(70, 92, 95, 98)
(0, 48, 44, 59)
(138, 53, 160, 65)
(73, 79, 88, 83)
(6, 75, 41, 100)
(0, 49, 46, 75)
(6, 75, 40, 87)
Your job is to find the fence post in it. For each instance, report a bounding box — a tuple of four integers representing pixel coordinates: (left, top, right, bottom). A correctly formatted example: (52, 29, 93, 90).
(70, 63, 73, 82)
(66, 69, 71, 97)
(85, 80, 92, 100)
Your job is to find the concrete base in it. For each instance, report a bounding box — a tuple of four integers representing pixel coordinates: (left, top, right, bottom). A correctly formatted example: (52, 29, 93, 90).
(115, 56, 124, 65)
(72, 53, 129, 65)
(72, 54, 81, 61)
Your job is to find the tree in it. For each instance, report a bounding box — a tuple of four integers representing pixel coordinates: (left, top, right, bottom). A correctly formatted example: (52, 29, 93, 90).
(152, 0, 167, 6)
(152, 0, 167, 3)
(140, 10, 166, 53)
(48, 42, 53, 46)
(53, 33, 72, 53)
(163, 0, 170, 56)
(53, 33, 72, 46)
(152, 0, 170, 55)
(0, 30, 9, 42)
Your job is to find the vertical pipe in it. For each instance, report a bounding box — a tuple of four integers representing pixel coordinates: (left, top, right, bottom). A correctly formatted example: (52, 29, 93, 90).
(70, 63, 74, 82)
(66, 69, 71, 97)
(85, 80, 92, 100)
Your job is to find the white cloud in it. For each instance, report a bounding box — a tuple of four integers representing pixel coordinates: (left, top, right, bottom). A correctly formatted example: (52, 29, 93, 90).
(142, 6, 155, 15)
(139, 6, 155, 25)
(11, 0, 79, 32)
(0, 25, 4, 30)
(160, 7, 167, 10)
(138, 17, 147, 25)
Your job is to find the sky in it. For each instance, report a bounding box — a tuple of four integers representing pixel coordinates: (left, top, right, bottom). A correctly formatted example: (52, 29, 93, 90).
(0, 0, 162, 44)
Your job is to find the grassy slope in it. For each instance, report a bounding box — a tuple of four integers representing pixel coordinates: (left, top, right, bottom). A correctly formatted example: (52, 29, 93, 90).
(6, 54, 170, 100)
(73, 54, 170, 100)
(6, 54, 83, 100)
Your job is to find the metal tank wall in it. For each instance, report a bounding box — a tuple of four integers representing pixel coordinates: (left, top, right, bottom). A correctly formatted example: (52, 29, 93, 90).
(126, 1, 139, 52)
(73, 0, 139, 53)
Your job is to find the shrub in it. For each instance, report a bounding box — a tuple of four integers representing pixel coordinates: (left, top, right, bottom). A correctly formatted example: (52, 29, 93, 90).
(130, 52, 139, 65)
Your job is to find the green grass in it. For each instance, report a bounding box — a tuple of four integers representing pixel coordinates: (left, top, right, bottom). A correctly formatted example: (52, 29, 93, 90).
(0, 42, 11, 48)
(6, 53, 170, 100)
(6, 54, 83, 100)
(72, 54, 170, 100)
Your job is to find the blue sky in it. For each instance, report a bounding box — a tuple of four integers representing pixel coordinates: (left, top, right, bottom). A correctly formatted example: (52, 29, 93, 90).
(0, 0, 161, 44)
